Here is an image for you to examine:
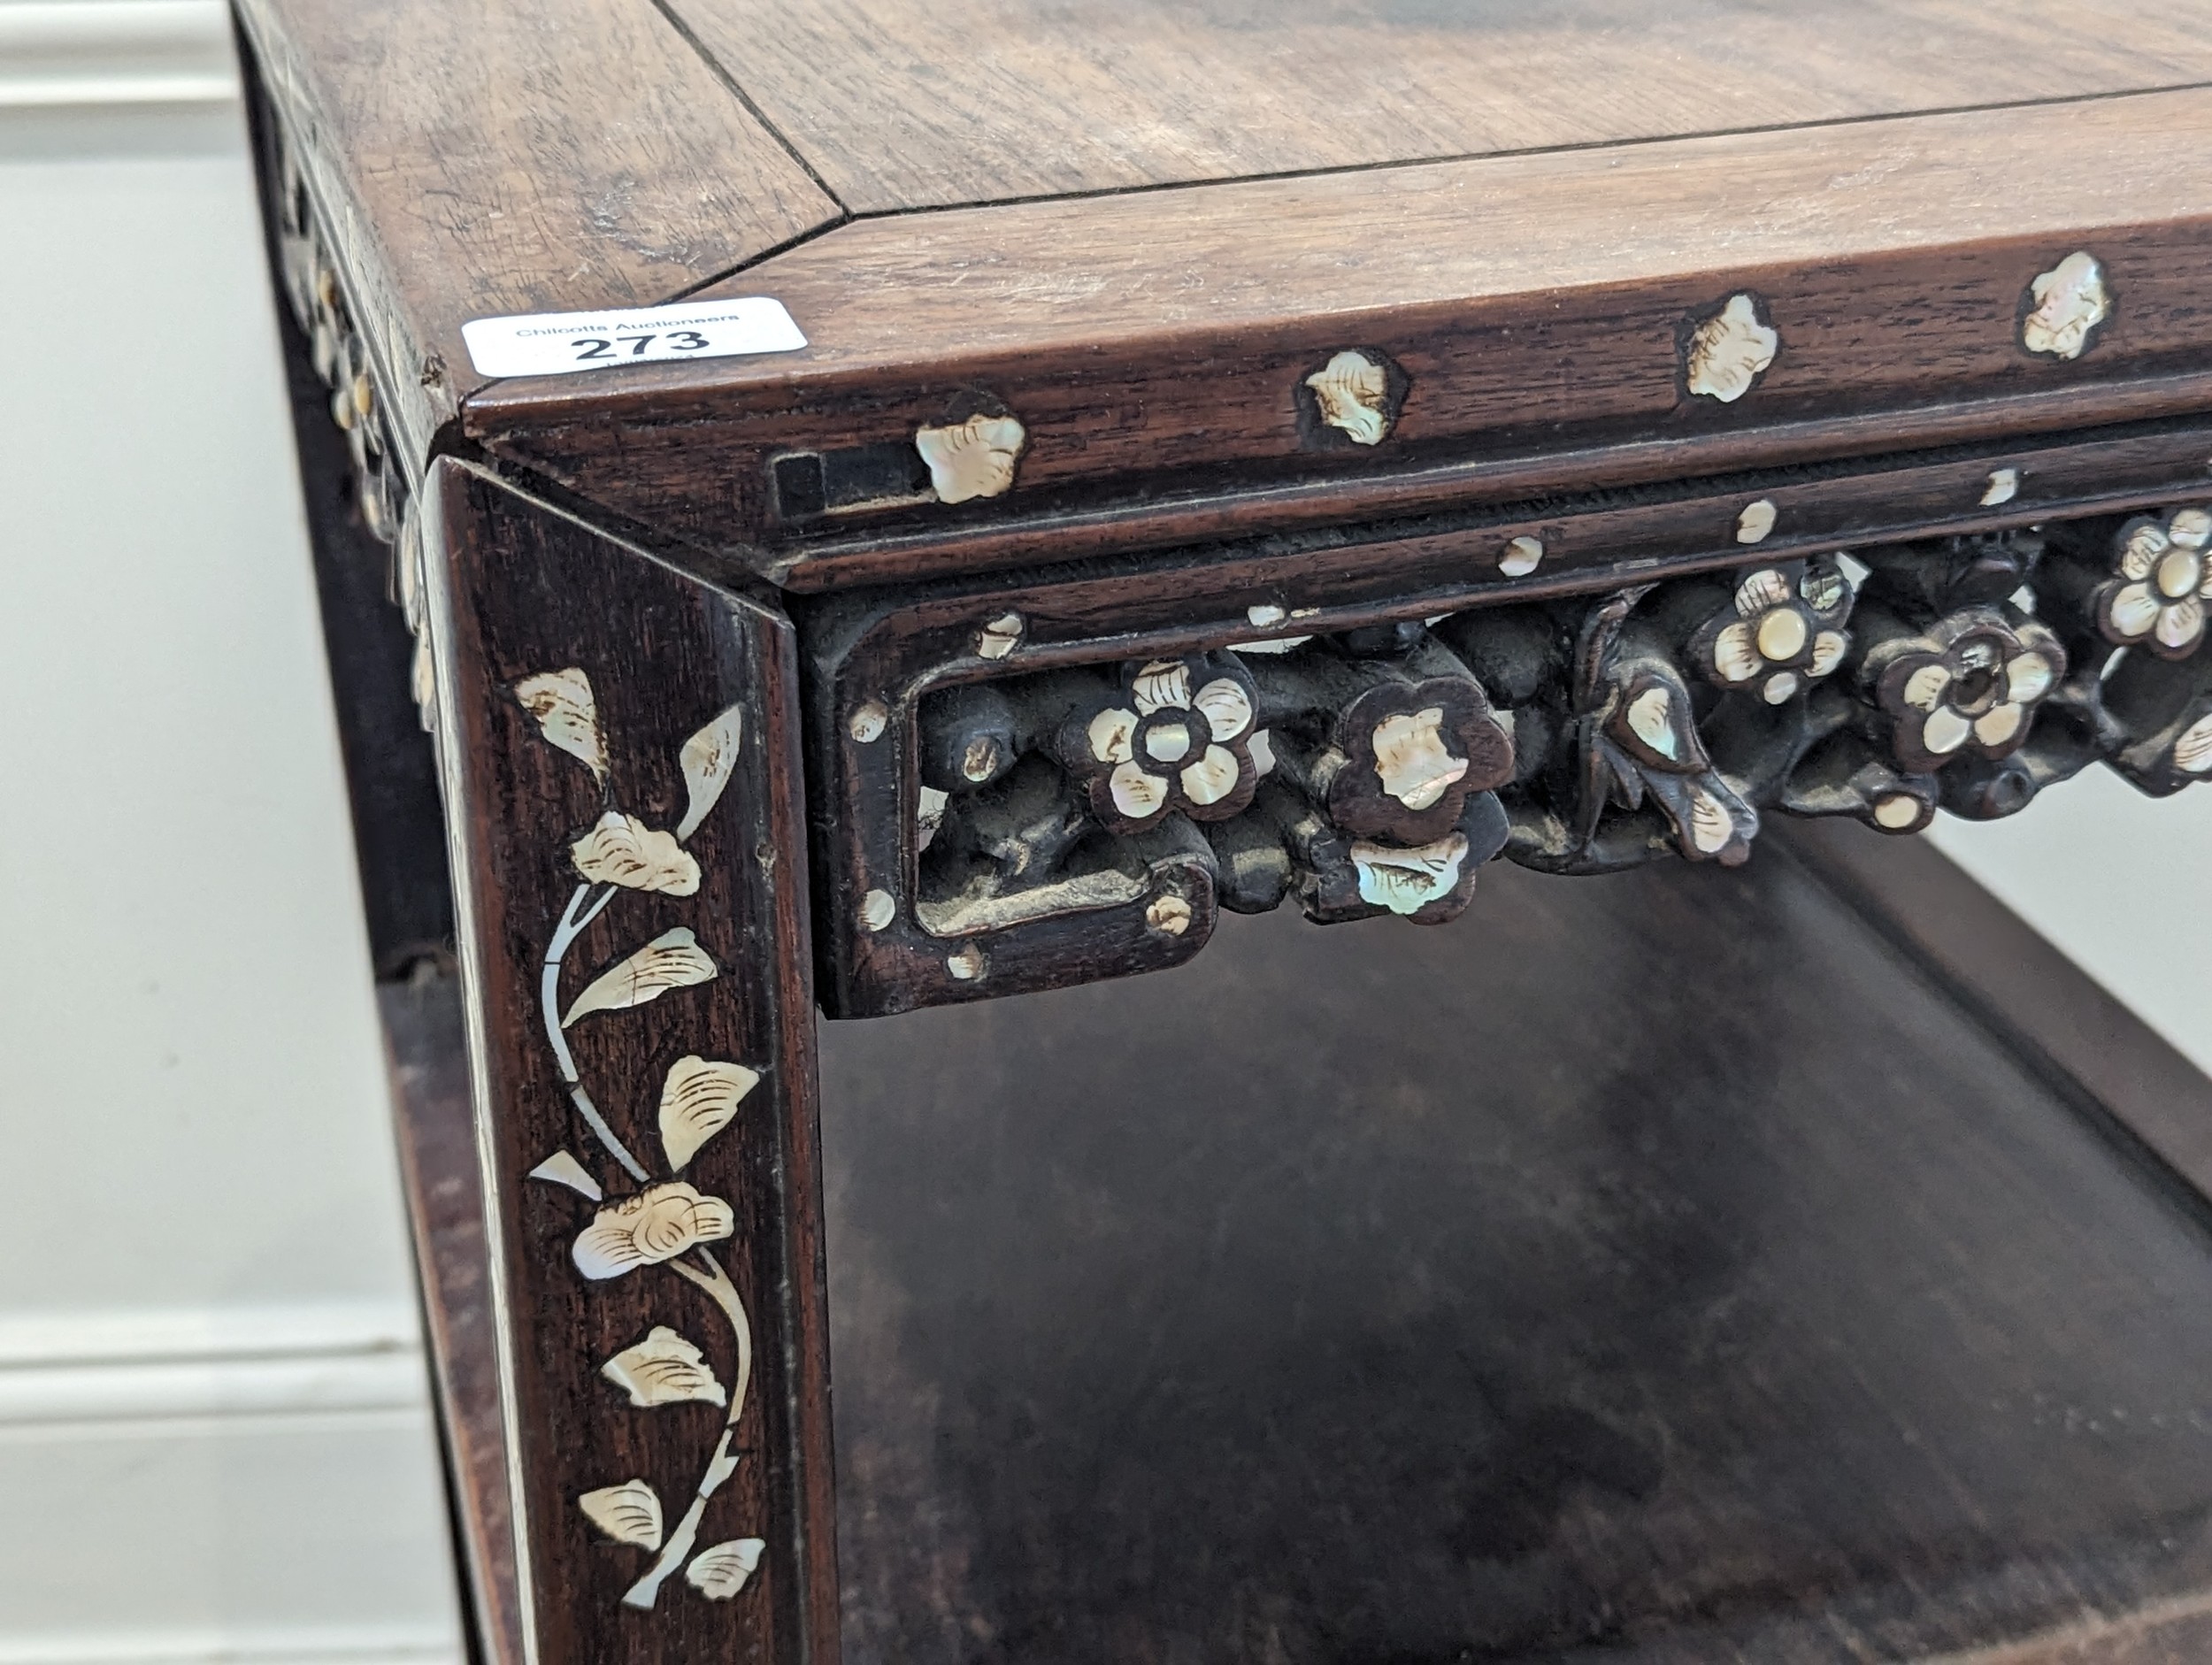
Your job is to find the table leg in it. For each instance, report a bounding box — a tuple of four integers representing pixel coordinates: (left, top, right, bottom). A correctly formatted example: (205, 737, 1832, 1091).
(415, 457, 838, 1665)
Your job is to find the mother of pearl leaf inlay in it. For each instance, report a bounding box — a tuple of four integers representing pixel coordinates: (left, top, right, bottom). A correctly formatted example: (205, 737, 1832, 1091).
(580, 1480, 664, 1551)
(511, 664, 776, 1614)
(687, 1539, 767, 1600)
(514, 667, 608, 779)
(563, 927, 719, 1025)
(658, 1055, 760, 1172)
(675, 705, 744, 840)
(529, 1149, 603, 1201)
(603, 1325, 728, 1409)
(1685, 294, 1778, 403)
(2177, 711, 2212, 776)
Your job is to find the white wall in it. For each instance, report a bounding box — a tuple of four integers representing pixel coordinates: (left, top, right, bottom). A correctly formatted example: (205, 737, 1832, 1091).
(1929, 771, 2212, 1078)
(0, 7, 2206, 1664)
(0, 4, 463, 1661)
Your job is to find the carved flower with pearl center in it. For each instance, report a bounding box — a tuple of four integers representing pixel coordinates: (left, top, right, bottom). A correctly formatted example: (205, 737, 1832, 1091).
(1322, 675, 1516, 844)
(572, 1183, 736, 1280)
(2093, 508, 2212, 660)
(1686, 560, 1853, 704)
(1866, 610, 2066, 775)
(1064, 653, 1263, 832)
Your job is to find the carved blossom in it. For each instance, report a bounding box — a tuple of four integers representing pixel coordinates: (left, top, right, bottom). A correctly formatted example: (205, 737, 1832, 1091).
(2094, 509, 2212, 660)
(1325, 677, 1514, 842)
(1064, 654, 1263, 832)
(1687, 560, 1854, 704)
(1867, 610, 2065, 775)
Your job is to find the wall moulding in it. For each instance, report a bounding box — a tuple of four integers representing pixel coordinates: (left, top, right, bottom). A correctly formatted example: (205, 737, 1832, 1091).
(0, 3, 237, 111)
(0, 1304, 428, 1434)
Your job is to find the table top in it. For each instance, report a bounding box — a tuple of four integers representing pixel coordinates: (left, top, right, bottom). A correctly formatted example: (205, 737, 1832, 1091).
(239, 0, 2212, 587)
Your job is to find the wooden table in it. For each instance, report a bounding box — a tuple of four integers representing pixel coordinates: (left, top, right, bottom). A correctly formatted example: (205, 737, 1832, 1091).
(234, 4, 2212, 1660)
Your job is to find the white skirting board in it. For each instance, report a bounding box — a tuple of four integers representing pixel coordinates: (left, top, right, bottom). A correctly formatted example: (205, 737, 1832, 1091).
(0, 2, 235, 110)
(0, 1306, 462, 1665)
(0, 13, 465, 1660)
(0, 1635, 454, 1665)
(0, 1304, 430, 1432)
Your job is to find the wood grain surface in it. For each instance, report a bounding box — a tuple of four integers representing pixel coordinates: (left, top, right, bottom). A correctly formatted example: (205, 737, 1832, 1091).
(387, 811, 2212, 1663)
(425, 461, 838, 1665)
(260, 209, 454, 974)
(233, 0, 841, 453)
(381, 970, 525, 1665)
(668, 0, 2212, 211)
(818, 848, 2212, 1663)
(470, 88, 2212, 583)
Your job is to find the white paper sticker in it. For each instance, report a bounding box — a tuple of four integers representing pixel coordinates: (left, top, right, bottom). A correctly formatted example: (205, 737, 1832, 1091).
(459, 297, 806, 378)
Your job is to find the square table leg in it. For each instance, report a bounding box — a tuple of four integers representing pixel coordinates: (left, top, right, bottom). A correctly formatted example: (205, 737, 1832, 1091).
(411, 458, 839, 1665)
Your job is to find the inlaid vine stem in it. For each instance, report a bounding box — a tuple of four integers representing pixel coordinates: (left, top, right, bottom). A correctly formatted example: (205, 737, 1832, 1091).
(621, 1248, 755, 1609)
(541, 880, 649, 1183)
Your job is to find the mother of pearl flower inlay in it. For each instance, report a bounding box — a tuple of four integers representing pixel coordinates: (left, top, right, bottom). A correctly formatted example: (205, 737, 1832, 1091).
(916, 412, 1026, 503)
(2096, 509, 2212, 659)
(1304, 349, 1394, 444)
(2022, 251, 2110, 361)
(2176, 712, 2212, 776)
(1064, 653, 1265, 832)
(1371, 707, 1470, 810)
(1871, 613, 2065, 776)
(1684, 294, 1778, 403)
(509, 667, 774, 1613)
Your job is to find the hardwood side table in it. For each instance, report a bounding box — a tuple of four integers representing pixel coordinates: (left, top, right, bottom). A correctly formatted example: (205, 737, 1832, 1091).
(234, 4, 2212, 1660)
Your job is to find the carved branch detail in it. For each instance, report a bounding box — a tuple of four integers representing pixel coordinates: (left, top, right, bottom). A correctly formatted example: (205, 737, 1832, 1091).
(902, 510, 2212, 969)
(273, 134, 408, 550)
